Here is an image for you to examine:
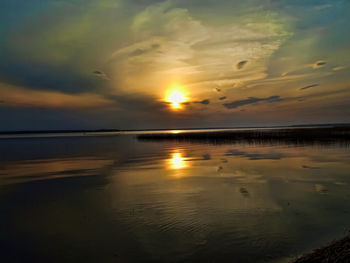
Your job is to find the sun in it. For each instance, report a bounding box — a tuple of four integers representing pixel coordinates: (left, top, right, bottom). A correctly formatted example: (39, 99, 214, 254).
(165, 85, 187, 110)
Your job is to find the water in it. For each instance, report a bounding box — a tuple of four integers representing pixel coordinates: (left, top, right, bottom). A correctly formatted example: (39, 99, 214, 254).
(0, 132, 349, 262)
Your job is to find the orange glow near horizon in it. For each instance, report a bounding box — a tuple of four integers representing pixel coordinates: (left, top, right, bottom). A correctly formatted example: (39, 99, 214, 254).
(165, 85, 187, 110)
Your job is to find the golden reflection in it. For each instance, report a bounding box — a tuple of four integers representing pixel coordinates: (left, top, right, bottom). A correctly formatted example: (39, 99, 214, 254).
(168, 151, 187, 169)
(165, 85, 187, 110)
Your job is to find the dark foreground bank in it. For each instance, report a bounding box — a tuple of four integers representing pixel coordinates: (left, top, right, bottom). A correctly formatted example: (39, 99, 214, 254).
(292, 235, 350, 263)
(138, 126, 350, 145)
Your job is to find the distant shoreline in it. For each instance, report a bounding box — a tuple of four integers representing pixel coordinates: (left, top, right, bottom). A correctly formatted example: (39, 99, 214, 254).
(1, 123, 349, 135)
(0, 129, 121, 135)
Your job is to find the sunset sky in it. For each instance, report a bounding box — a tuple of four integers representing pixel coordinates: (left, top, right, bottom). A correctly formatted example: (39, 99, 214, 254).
(0, 0, 349, 130)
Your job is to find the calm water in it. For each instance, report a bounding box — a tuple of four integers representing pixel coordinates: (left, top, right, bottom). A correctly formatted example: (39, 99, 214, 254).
(0, 132, 350, 262)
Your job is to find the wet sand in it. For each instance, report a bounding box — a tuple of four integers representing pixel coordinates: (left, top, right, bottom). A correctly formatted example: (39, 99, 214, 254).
(292, 235, 350, 262)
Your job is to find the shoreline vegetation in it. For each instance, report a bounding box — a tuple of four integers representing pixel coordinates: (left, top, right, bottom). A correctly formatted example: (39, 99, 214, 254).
(0, 129, 121, 135)
(0, 123, 349, 135)
(138, 126, 350, 145)
(292, 235, 350, 263)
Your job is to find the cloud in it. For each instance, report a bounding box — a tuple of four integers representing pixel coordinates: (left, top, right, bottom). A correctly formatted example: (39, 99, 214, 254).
(300, 83, 319, 90)
(112, 42, 161, 58)
(129, 43, 160, 57)
(93, 70, 110, 80)
(108, 1, 290, 96)
(194, 99, 210, 105)
(315, 184, 328, 194)
(294, 88, 349, 103)
(236, 60, 248, 69)
(108, 93, 168, 113)
(302, 165, 320, 169)
(219, 96, 227, 100)
(313, 4, 332, 10)
(333, 66, 345, 71)
(312, 60, 326, 69)
(202, 154, 211, 160)
(223, 96, 283, 109)
(0, 83, 114, 109)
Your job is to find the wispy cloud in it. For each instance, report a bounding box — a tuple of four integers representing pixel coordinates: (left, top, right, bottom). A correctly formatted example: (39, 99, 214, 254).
(300, 84, 319, 90)
(194, 99, 210, 105)
(93, 70, 110, 80)
(312, 60, 326, 69)
(332, 66, 345, 71)
(129, 44, 160, 57)
(0, 83, 114, 109)
(236, 60, 248, 70)
(223, 96, 283, 109)
(107, 1, 290, 96)
(1, 0, 349, 129)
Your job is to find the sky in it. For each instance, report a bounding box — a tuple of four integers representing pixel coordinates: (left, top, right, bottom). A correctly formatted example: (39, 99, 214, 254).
(0, 0, 349, 131)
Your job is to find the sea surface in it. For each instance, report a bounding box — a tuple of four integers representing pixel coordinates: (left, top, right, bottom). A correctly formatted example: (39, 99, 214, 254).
(0, 130, 350, 262)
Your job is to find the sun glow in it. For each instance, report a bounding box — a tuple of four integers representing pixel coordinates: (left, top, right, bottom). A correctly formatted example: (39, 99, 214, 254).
(166, 85, 187, 110)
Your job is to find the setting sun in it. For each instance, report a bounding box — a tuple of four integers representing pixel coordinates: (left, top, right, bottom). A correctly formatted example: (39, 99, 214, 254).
(166, 85, 187, 110)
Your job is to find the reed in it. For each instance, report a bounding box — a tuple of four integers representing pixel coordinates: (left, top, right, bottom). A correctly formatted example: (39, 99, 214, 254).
(138, 126, 350, 146)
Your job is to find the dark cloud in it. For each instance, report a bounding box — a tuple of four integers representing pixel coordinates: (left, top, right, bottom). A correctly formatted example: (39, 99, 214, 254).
(93, 70, 110, 80)
(312, 60, 326, 69)
(0, 57, 99, 93)
(239, 187, 249, 197)
(108, 93, 168, 113)
(315, 184, 328, 194)
(195, 99, 210, 105)
(225, 149, 285, 160)
(219, 96, 227, 100)
(236, 60, 248, 69)
(223, 96, 282, 109)
(316, 61, 326, 66)
(302, 165, 320, 169)
(130, 49, 147, 56)
(202, 154, 211, 160)
(300, 84, 319, 90)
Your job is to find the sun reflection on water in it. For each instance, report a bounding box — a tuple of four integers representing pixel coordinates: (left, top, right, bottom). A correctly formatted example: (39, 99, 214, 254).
(168, 151, 187, 170)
